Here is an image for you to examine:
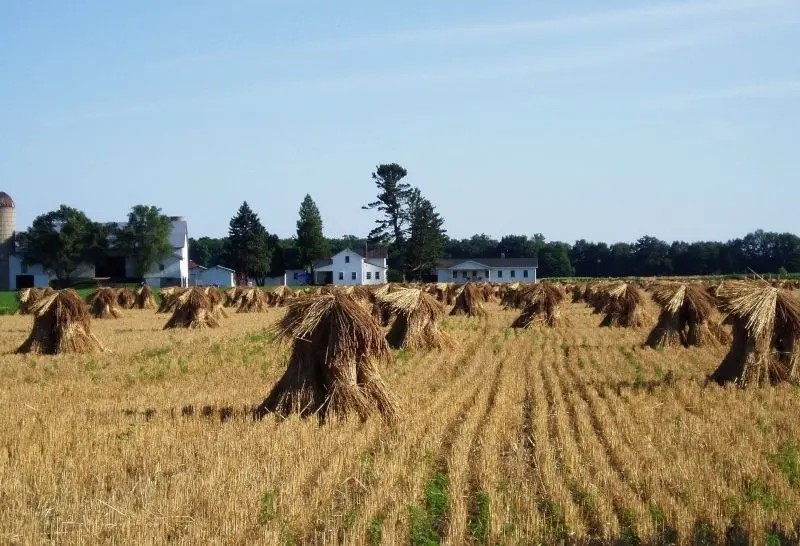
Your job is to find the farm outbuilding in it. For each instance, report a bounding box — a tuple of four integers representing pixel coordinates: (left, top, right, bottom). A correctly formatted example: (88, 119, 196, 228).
(190, 265, 236, 287)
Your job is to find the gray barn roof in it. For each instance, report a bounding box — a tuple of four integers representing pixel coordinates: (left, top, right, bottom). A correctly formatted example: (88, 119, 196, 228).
(438, 257, 538, 268)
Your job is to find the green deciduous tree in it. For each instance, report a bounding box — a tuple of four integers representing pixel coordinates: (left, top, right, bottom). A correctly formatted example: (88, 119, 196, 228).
(224, 201, 272, 285)
(538, 242, 574, 278)
(19, 205, 106, 285)
(295, 194, 329, 272)
(405, 191, 446, 280)
(117, 205, 173, 280)
(189, 236, 226, 268)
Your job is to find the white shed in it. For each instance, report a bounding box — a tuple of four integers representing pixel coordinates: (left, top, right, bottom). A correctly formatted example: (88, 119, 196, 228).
(198, 265, 236, 287)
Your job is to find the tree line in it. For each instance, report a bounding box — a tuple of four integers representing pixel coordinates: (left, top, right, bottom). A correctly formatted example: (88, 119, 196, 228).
(17, 163, 800, 287)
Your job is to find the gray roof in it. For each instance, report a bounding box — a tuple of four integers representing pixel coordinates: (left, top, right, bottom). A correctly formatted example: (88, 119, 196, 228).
(352, 247, 388, 259)
(438, 257, 538, 268)
(313, 259, 333, 268)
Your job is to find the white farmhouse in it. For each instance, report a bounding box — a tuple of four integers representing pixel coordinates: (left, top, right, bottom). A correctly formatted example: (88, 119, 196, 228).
(313, 248, 388, 286)
(436, 257, 538, 284)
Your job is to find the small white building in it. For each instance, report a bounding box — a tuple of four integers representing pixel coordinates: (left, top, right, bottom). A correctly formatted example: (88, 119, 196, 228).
(142, 217, 190, 288)
(313, 248, 388, 286)
(190, 264, 235, 287)
(436, 258, 538, 284)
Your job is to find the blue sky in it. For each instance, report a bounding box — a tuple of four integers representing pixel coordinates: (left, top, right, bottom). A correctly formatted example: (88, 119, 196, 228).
(1, 0, 799, 243)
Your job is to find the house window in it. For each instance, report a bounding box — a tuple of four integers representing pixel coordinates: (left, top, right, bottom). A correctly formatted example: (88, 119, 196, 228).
(159, 264, 165, 272)
(523, 269, 529, 278)
(338, 272, 344, 280)
(21, 262, 28, 274)
(351, 271, 357, 280)
(452, 270, 457, 279)
(497, 270, 503, 278)
(345, 255, 350, 264)
(375, 271, 380, 280)
(511, 270, 516, 278)
(366, 272, 372, 280)
(471, 270, 476, 277)
(293, 272, 298, 280)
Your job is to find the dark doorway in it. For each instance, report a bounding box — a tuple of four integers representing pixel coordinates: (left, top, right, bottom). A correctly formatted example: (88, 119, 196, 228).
(16, 275, 34, 289)
(95, 256, 126, 279)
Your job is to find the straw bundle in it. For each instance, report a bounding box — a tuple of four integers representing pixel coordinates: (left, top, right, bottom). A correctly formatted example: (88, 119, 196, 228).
(16, 287, 44, 315)
(511, 283, 569, 328)
(379, 288, 454, 350)
(133, 284, 157, 309)
(710, 281, 800, 386)
(116, 287, 136, 309)
(449, 282, 487, 317)
(163, 288, 220, 329)
(157, 287, 185, 313)
(88, 287, 123, 319)
(17, 289, 105, 354)
(599, 283, 648, 328)
(646, 283, 726, 348)
(254, 292, 399, 421)
(237, 288, 269, 313)
(269, 285, 294, 307)
(204, 286, 229, 319)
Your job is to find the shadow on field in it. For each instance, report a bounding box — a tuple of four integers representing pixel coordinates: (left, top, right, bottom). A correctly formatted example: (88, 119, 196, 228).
(122, 404, 258, 423)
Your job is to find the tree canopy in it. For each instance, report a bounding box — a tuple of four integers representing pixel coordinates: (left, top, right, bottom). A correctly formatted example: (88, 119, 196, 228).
(19, 205, 106, 284)
(116, 205, 173, 280)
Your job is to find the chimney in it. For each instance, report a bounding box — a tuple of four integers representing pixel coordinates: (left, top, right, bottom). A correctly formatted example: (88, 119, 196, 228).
(500, 252, 506, 260)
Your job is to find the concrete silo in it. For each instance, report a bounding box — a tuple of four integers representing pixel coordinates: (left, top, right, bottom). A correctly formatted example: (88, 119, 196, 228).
(0, 191, 16, 291)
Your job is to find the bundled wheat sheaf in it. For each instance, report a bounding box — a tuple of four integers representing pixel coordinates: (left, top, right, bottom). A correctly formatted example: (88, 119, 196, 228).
(87, 287, 123, 319)
(268, 285, 294, 307)
(511, 283, 569, 328)
(163, 288, 220, 329)
(157, 287, 185, 313)
(646, 283, 728, 349)
(449, 282, 487, 318)
(711, 281, 800, 387)
(254, 292, 398, 421)
(378, 288, 454, 351)
(133, 284, 158, 309)
(16, 287, 44, 315)
(204, 286, 229, 319)
(598, 282, 649, 328)
(17, 289, 105, 354)
(236, 288, 269, 313)
(116, 287, 136, 309)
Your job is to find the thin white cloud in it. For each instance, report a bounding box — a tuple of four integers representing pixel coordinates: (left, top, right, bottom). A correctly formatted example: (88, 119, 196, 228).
(150, 0, 795, 67)
(669, 81, 800, 104)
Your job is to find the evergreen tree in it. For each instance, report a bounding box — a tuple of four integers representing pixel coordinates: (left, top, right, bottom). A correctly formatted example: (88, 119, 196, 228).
(295, 194, 329, 272)
(362, 163, 414, 275)
(224, 201, 272, 285)
(405, 192, 446, 280)
(117, 205, 173, 280)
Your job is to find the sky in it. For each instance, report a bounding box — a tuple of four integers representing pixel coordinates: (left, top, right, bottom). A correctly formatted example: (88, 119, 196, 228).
(1, 0, 799, 244)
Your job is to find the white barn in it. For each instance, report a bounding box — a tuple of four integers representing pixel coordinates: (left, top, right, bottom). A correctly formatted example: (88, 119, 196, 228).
(436, 258, 538, 284)
(0, 190, 190, 290)
(313, 248, 388, 286)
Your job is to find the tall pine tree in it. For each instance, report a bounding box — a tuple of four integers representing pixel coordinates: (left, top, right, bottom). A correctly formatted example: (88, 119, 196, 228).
(224, 201, 272, 285)
(295, 194, 329, 272)
(362, 163, 414, 277)
(405, 191, 446, 280)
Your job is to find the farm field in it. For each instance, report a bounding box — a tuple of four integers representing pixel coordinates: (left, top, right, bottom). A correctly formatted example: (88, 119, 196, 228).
(1, 296, 799, 544)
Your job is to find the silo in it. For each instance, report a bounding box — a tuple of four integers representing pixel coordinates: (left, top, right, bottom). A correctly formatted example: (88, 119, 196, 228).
(0, 192, 16, 291)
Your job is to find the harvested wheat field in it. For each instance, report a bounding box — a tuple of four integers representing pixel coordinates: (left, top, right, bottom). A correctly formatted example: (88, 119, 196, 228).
(1, 291, 799, 545)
